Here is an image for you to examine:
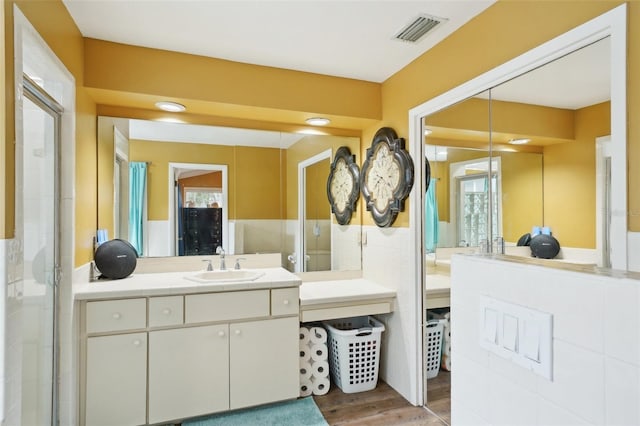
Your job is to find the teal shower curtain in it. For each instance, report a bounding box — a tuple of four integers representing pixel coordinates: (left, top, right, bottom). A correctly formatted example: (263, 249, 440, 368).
(425, 178, 439, 252)
(129, 162, 147, 256)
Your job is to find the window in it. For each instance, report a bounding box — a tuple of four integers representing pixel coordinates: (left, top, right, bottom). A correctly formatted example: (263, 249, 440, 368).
(184, 187, 223, 208)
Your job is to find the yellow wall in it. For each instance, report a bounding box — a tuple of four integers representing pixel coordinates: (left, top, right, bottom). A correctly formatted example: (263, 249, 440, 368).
(285, 135, 361, 222)
(5, 1, 98, 265)
(498, 151, 544, 242)
(375, 0, 624, 228)
(0, 1, 5, 239)
(179, 172, 223, 203)
(430, 146, 544, 245)
(234, 145, 284, 220)
(128, 140, 283, 221)
(84, 38, 381, 125)
(4, 0, 637, 265)
(305, 159, 330, 221)
(543, 102, 610, 248)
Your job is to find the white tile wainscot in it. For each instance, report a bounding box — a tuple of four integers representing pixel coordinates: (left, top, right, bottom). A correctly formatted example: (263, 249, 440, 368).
(299, 278, 396, 322)
(451, 254, 640, 426)
(74, 267, 301, 426)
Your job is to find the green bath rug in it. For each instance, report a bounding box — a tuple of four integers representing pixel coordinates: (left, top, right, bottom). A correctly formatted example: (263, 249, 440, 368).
(181, 397, 328, 426)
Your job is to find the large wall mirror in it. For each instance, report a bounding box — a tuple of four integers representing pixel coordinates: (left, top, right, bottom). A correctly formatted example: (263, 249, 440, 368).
(97, 118, 362, 272)
(423, 36, 610, 266)
(410, 5, 626, 410)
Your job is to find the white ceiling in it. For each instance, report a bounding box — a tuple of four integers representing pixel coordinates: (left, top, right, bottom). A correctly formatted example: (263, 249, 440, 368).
(62, 0, 495, 83)
(65, 1, 610, 144)
(484, 37, 610, 110)
(130, 119, 305, 148)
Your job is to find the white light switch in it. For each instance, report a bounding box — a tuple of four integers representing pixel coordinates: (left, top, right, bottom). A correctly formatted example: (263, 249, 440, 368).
(484, 308, 498, 344)
(503, 314, 518, 352)
(522, 319, 540, 362)
(478, 295, 553, 381)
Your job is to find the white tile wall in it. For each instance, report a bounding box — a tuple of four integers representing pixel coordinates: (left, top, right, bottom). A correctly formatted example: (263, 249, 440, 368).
(604, 279, 640, 366)
(605, 357, 640, 426)
(627, 232, 640, 272)
(362, 225, 420, 405)
(147, 220, 170, 257)
(537, 340, 605, 424)
(452, 255, 640, 425)
(331, 223, 361, 271)
(537, 397, 592, 426)
(0, 240, 6, 423)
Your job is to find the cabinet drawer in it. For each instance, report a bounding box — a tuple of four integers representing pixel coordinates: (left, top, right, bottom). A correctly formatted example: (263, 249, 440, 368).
(185, 290, 269, 324)
(86, 298, 146, 334)
(149, 296, 184, 327)
(271, 288, 299, 316)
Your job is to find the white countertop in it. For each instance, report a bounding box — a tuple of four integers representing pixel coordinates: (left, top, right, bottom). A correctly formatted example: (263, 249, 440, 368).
(73, 267, 301, 300)
(299, 279, 396, 306)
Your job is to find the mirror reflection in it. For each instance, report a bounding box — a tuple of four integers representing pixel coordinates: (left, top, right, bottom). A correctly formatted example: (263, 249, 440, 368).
(97, 118, 362, 272)
(423, 35, 612, 419)
(423, 37, 610, 265)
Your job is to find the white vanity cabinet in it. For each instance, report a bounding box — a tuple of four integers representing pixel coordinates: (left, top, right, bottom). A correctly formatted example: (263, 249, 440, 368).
(148, 324, 229, 424)
(79, 278, 300, 426)
(229, 316, 299, 409)
(85, 332, 147, 426)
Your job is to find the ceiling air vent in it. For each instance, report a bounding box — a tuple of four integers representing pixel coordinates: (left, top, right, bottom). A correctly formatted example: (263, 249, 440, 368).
(394, 14, 446, 43)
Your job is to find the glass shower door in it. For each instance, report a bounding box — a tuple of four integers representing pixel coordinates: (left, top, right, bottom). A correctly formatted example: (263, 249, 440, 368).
(21, 77, 61, 425)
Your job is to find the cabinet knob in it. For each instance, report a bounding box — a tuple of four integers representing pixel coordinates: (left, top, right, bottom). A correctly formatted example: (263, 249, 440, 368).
(218, 330, 225, 337)
(283, 299, 290, 305)
(112, 313, 121, 320)
(132, 339, 141, 346)
(234, 329, 241, 335)
(162, 308, 172, 315)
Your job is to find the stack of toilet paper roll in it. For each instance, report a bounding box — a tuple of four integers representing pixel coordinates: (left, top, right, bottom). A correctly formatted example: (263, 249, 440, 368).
(299, 325, 330, 396)
(441, 312, 452, 371)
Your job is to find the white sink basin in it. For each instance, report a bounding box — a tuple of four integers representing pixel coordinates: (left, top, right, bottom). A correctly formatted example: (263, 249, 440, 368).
(185, 269, 265, 283)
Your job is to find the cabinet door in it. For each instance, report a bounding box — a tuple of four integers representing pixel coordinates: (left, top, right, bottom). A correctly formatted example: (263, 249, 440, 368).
(85, 333, 147, 426)
(148, 324, 229, 424)
(229, 317, 299, 409)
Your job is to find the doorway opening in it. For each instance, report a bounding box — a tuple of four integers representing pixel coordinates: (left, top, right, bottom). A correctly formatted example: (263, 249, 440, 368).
(168, 163, 229, 257)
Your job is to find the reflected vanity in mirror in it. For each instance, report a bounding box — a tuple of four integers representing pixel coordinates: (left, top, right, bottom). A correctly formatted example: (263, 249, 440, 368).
(97, 117, 362, 273)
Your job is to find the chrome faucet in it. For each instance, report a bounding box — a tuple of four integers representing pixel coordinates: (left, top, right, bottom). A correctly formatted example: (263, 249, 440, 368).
(234, 258, 246, 270)
(202, 259, 213, 271)
(216, 246, 226, 270)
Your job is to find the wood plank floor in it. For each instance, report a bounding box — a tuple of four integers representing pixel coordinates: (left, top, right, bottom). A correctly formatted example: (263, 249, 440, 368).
(426, 371, 451, 425)
(314, 381, 449, 426)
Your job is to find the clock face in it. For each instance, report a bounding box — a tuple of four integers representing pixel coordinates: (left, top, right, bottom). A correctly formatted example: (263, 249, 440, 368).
(326, 146, 360, 225)
(329, 158, 354, 213)
(360, 127, 414, 227)
(366, 144, 400, 212)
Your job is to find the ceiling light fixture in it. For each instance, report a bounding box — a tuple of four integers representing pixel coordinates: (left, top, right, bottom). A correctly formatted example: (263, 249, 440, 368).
(155, 101, 186, 112)
(305, 117, 331, 126)
(508, 138, 531, 145)
(424, 128, 433, 136)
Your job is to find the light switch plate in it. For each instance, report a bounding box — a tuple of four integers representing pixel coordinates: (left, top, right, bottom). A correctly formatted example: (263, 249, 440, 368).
(478, 295, 553, 380)
(502, 314, 519, 352)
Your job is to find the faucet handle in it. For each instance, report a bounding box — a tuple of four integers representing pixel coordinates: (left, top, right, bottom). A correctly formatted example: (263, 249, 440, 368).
(202, 259, 213, 271)
(234, 258, 246, 270)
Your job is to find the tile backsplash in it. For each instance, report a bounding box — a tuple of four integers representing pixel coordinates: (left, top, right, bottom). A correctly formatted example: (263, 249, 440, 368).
(451, 255, 640, 426)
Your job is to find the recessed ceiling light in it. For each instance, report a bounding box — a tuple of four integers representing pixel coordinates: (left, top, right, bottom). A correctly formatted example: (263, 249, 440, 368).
(508, 138, 531, 145)
(155, 101, 186, 112)
(305, 117, 331, 126)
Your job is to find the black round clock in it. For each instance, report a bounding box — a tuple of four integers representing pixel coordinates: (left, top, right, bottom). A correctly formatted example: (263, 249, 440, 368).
(360, 127, 414, 227)
(326, 146, 360, 225)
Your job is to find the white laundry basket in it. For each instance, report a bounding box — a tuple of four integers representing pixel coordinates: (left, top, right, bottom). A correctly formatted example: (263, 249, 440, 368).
(425, 320, 444, 379)
(324, 316, 385, 393)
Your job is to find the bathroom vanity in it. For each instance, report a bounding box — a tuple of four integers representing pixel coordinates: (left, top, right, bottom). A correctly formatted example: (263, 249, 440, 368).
(74, 267, 301, 426)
